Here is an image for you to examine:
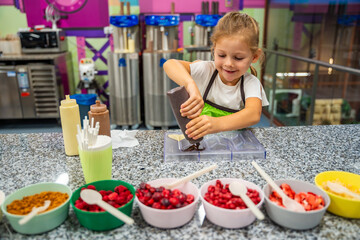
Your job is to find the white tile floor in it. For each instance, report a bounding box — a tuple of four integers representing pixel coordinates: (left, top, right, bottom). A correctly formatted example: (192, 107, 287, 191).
(0, 114, 271, 134)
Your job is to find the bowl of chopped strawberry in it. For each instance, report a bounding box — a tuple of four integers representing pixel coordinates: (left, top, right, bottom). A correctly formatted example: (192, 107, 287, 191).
(70, 180, 135, 231)
(135, 178, 199, 228)
(199, 178, 265, 228)
(263, 179, 330, 230)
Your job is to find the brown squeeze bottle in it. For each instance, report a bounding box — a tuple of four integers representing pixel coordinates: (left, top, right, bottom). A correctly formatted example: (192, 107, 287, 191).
(88, 100, 111, 137)
(167, 86, 203, 144)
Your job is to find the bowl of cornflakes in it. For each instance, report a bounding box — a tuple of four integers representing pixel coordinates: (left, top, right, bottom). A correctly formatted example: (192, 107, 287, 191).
(315, 171, 360, 218)
(0, 182, 72, 234)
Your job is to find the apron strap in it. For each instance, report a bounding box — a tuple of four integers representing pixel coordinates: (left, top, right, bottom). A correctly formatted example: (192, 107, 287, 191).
(203, 70, 218, 101)
(240, 75, 245, 105)
(203, 70, 245, 113)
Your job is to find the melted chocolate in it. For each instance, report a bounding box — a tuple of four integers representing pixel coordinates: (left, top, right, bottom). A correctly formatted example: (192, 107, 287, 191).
(183, 142, 205, 152)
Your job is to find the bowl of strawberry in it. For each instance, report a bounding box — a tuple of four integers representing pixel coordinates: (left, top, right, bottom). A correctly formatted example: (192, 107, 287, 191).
(263, 179, 330, 230)
(135, 178, 199, 228)
(199, 178, 264, 228)
(70, 180, 135, 231)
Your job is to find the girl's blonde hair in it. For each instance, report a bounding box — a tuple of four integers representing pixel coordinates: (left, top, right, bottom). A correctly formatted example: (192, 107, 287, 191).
(210, 12, 264, 76)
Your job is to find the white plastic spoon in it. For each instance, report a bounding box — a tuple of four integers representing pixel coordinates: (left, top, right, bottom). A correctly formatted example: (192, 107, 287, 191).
(251, 161, 305, 212)
(18, 200, 51, 225)
(229, 181, 265, 220)
(80, 189, 134, 225)
(165, 164, 218, 189)
(326, 181, 360, 200)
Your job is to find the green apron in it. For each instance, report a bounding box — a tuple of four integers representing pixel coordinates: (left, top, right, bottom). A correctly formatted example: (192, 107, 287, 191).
(200, 70, 245, 117)
(200, 103, 233, 117)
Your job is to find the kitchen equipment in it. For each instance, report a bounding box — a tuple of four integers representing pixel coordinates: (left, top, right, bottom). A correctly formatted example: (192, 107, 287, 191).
(18, 200, 51, 225)
(143, 14, 182, 128)
(1, 182, 72, 235)
(315, 171, 360, 218)
(199, 178, 265, 228)
(0, 53, 73, 120)
(88, 100, 111, 137)
(59, 95, 81, 156)
(262, 179, 330, 230)
(164, 130, 266, 162)
(80, 189, 134, 225)
(18, 29, 67, 54)
(70, 180, 135, 231)
(251, 161, 305, 212)
(229, 181, 265, 220)
(108, 11, 141, 128)
(136, 178, 199, 229)
(185, 2, 222, 61)
(167, 86, 203, 144)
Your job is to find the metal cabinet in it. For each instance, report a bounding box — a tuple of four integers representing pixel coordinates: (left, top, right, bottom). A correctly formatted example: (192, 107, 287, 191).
(0, 52, 74, 119)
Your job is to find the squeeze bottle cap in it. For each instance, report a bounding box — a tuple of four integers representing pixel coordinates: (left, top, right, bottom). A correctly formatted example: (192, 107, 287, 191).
(90, 100, 107, 113)
(61, 95, 77, 107)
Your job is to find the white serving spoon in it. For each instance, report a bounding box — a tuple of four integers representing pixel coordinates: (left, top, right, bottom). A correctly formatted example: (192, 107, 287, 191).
(164, 164, 218, 189)
(326, 181, 360, 200)
(251, 161, 305, 212)
(19, 200, 51, 225)
(229, 181, 265, 220)
(80, 189, 134, 225)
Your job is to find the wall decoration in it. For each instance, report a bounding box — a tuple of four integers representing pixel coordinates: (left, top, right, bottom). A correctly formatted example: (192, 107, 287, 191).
(23, 0, 109, 29)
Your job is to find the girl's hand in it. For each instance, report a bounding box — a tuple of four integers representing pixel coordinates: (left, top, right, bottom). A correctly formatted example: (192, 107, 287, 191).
(180, 82, 204, 119)
(185, 115, 217, 140)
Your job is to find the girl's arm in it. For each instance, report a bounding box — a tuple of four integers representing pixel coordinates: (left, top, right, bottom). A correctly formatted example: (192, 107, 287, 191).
(163, 59, 204, 119)
(185, 97, 262, 140)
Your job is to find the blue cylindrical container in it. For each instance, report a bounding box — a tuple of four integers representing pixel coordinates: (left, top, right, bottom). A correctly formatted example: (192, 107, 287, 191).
(70, 94, 97, 126)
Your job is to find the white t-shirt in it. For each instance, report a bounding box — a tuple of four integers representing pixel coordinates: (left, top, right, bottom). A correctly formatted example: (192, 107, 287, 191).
(190, 61, 269, 110)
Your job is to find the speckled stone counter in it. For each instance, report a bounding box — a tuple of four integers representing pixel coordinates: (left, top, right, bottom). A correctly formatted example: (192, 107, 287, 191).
(0, 125, 359, 239)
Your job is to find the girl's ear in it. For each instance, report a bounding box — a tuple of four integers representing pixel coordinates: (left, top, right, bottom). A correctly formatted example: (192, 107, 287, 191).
(252, 48, 262, 63)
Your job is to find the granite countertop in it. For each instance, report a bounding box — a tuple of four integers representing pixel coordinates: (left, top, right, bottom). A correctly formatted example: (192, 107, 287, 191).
(0, 125, 359, 239)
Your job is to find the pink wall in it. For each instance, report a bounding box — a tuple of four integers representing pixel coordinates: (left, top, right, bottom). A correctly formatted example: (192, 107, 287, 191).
(23, 0, 109, 28)
(243, 0, 265, 8)
(139, 0, 242, 13)
(0, 0, 13, 5)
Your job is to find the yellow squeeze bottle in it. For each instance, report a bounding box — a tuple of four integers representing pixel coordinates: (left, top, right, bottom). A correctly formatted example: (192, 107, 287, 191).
(128, 38, 135, 53)
(59, 95, 81, 156)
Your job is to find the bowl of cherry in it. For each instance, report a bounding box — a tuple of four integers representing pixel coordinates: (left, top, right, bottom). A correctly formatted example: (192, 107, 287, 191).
(135, 178, 199, 228)
(70, 180, 135, 231)
(199, 178, 264, 228)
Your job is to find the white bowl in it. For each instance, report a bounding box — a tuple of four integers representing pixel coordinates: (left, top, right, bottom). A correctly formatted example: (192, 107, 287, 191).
(200, 178, 265, 228)
(263, 179, 330, 230)
(0, 190, 5, 221)
(136, 178, 199, 229)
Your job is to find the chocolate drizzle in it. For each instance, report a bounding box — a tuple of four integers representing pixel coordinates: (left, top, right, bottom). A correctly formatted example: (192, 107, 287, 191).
(183, 142, 205, 152)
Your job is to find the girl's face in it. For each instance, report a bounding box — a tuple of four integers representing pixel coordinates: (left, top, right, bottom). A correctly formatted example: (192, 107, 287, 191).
(213, 36, 259, 86)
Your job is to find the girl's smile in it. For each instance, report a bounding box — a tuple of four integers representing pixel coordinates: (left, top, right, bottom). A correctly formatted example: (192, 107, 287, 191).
(213, 36, 259, 86)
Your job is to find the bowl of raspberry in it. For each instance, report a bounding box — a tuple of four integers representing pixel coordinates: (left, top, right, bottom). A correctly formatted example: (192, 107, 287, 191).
(135, 178, 199, 228)
(199, 178, 264, 228)
(263, 179, 330, 230)
(70, 179, 135, 231)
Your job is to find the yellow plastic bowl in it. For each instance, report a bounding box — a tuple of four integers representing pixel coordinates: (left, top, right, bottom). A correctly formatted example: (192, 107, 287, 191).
(315, 171, 360, 218)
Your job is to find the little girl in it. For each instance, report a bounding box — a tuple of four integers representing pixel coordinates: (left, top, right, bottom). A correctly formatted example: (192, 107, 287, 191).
(163, 12, 269, 141)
